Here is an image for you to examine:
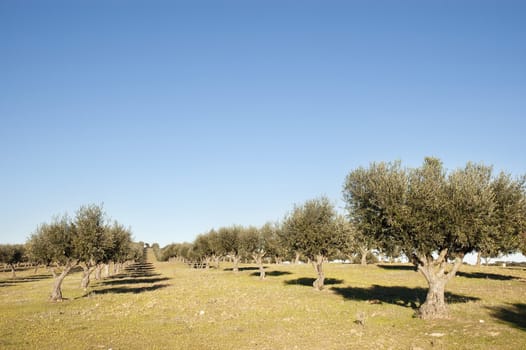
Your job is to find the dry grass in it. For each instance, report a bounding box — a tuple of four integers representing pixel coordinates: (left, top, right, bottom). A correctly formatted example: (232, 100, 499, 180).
(1, 252, 525, 349)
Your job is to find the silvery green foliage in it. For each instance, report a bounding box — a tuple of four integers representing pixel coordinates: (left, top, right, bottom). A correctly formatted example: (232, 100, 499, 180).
(344, 157, 526, 261)
(282, 196, 347, 260)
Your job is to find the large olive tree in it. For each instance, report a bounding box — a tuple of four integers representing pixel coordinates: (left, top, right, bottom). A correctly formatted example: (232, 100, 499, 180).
(282, 196, 349, 290)
(343, 158, 526, 319)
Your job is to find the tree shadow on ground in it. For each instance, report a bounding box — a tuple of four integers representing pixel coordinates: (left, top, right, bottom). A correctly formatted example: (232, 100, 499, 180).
(377, 264, 417, 271)
(100, 276, 171, 286)
(92, 283, 170, 295)
(223, 267, 261, 272)
(456, 271, 519, 281)
(250, 270, 293, 277)
(486, 303, 526, 330)
(110, 272, 162, 279)
(89, 261, 171, 296)
(332, 285, 480, 309)
(284, 277, 344, 287)
(0, 274, 52, 287)
(123, 263, 158, 277)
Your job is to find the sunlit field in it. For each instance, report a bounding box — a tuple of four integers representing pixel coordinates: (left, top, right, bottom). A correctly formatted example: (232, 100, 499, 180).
(1, 250, 525, 350)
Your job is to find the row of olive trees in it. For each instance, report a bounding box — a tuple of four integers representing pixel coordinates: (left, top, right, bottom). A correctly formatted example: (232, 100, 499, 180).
(159, 197, 356, 289)
(158, 223, 287, 280)
(26, 204, 140, 301)
(159, 157, 526, 320)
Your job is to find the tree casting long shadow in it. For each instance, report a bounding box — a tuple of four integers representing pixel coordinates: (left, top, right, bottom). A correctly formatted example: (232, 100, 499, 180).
(332, 284, 479, 309)
(377, 264, 417, 271)
(250, 270, 293, 277)
(456, 271, 519, 281)
(91, 261, 171, 296)
(0, 274, 52, 287)
(223, 267, 260, 272)
(93, 283, 171, 295)
(284, 277, 344, 286)
(100, 276, 171, 285)
(486, 303, 526, 330)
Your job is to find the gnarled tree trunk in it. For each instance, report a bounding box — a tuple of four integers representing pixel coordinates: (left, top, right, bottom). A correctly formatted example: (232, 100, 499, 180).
(50, 261, 76, 302)
(232, 255, 240, 273)
(80, 264, 97, 290)
(416, 250, 463, 319)
(253, 253, 265, 280)
(312, 255, 325, 291)
(359, 247, 369, 266)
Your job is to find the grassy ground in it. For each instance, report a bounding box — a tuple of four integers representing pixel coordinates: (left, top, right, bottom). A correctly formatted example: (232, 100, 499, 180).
(1, 251, 525, 350)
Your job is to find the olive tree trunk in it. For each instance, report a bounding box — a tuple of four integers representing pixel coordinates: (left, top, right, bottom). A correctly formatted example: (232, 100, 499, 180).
(50, 261, 76, 302)
(294, 252, 301, 264)
(213, 255, 221, 269)
(9, 264, 16, 278)
(204, 257, 212, 269)
(80, 265, 97, 290)
(94, 264, 103, 280)
(312, 255, 325, 291)
(476, 252, 482, 267)
(232, 255, 240, 273)
(359, 247, 369, 266)
(253, 253, 265, 280)
(416, 251, 463, 319)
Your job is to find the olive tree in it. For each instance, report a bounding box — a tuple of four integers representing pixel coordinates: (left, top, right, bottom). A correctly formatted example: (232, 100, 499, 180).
(240, 225, 272, 280)
(217, 225, 242, 272)
(192, 233, 214, 268)
(282, 196, 349, 290)
(101, 221, 132, 277)
(264, 222, 287, 264)
(73, 204, 111, 290)
(479, 173, 526, 261)
(27, 215, 77, 301)
(343, 158, 526, 319)
(206, 229, 224, 269)
(0, 244, 26, 278)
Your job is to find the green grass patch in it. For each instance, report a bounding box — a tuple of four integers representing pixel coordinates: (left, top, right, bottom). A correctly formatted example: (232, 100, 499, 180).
(1, 254, 525, 349)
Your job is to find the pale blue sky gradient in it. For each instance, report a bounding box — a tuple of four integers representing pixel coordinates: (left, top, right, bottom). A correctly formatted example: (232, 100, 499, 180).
(1, 0, 525, 246)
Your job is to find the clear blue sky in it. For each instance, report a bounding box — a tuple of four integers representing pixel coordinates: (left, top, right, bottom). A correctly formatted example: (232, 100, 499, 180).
(1, 0, 525, 246)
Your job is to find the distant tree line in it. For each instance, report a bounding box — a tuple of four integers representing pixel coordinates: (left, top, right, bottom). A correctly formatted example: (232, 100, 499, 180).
(155, 158, 526, 319)
(0, 244, 27, 278)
